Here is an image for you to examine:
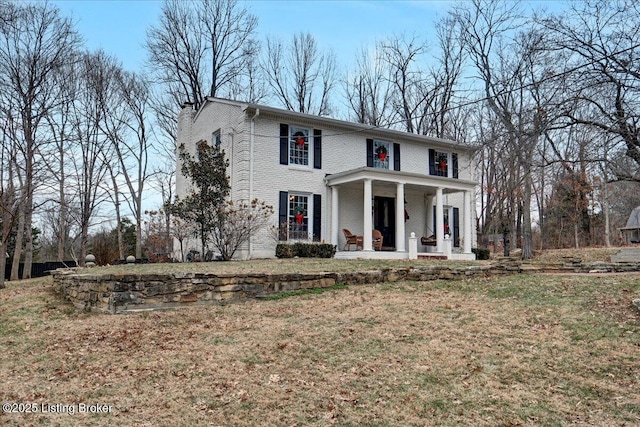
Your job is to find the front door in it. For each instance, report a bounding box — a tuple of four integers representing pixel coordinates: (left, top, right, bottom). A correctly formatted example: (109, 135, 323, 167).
(374, 196, 395, 249)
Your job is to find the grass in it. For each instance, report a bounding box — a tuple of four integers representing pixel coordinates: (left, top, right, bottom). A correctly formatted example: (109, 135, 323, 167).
(0, 253, 639, 426)
(261, 283, 349, 300)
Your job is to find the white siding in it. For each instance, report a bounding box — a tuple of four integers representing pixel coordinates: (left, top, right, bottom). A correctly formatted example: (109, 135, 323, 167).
(175, 99, 477, 259)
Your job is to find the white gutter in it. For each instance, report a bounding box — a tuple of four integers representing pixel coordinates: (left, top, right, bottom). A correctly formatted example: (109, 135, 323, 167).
(248, 108, 260, 258)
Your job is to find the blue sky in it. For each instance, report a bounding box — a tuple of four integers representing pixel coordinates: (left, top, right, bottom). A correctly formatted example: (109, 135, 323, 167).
(51, 0, 455, 73)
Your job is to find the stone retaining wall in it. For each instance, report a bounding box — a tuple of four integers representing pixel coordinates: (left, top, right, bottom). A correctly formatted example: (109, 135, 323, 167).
(52, 260, 640, 314)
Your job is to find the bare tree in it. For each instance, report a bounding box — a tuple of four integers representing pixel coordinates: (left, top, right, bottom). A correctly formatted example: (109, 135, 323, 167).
(263, 32, 337, 115)
(0, 117, 26, 288)
(345, 45, 396, 127)
(146, 0, 258, 109)
(67, 51, 116, 265)
(199, 0, 258, 98)
(381, 34, 429, 133)
(539, 0, 640, 178)
(452, 0, 546, 259)
(421, 16, 467, 140)
(0, 2, 80, 278)
(100, 70, 152, 259)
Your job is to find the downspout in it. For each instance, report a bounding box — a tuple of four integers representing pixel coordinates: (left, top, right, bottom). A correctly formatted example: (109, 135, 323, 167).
(248, 108, 260, 258)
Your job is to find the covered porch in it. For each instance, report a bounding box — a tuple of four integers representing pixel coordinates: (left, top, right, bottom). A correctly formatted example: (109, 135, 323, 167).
(325, 167, 476, 260)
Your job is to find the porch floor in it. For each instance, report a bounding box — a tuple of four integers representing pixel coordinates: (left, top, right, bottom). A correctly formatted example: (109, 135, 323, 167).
(334, 250, 476, 261)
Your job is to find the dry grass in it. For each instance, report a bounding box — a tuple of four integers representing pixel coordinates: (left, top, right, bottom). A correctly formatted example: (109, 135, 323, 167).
(1, 261, 639, 426)
(71, 245, 624, 277)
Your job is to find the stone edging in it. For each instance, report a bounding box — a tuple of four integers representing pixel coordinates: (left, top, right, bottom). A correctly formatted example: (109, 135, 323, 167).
(52, 260, 640, 314)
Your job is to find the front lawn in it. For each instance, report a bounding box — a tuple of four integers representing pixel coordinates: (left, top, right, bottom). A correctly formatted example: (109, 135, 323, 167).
(0, 269, 638, 426)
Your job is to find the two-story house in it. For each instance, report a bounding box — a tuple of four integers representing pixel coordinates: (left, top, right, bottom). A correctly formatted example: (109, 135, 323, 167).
(176, 97, 477, 260)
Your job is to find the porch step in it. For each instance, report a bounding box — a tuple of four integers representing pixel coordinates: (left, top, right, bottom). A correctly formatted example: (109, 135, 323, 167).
(418, 254, 448, 260)
(611, 247, 640, 263)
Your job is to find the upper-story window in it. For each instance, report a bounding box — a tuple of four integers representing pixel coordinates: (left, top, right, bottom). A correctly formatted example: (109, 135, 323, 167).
(373, 140, 391, 169)
(212, 129, 221, 147)
(280, 124, 322, 169)
(429, 149, 458, 179)
(289, 126, 310, 166)
(367, 139, 400, 171)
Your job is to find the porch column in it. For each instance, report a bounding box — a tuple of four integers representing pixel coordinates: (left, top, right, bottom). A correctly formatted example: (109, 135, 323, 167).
(331, 186, 339, 248)
(426, 195, 434, 236)
(363, 179, 373, 251)
(435, 187, 444, 253)
(395, 182, 406, 252)
(463, 190, 472, 253)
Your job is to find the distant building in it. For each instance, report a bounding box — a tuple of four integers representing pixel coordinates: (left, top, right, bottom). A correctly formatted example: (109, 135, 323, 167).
(620, 206, 640, 244)
(176, 97, 477, 260)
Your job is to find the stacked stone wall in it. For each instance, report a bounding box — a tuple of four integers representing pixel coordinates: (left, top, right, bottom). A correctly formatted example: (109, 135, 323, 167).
(52, 260, 640, 314)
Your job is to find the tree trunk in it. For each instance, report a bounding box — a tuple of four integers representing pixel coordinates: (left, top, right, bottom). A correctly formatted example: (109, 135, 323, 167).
(10, 205, 25, 281)
(111, 174, 124, 261)
(0, 243, 5, 289)
(57, 149, 67, 261)
(603, 189, 611, 248)
(521, 171, 534, 260)
(23, 193, 33, 279)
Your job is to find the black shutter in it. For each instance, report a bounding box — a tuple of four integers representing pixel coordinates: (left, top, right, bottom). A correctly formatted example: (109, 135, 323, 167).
(452, 152, 458, 179)
(313, 194, 321, 242)
(366, 139, 374, 167)
(279, 191, 288, 241)
(280, 124, 289, 165)
(429, 149, 435, 175)
(393, 143, 400, 171)
(453, 207, 460, 247)
(313, 129, 322, 169)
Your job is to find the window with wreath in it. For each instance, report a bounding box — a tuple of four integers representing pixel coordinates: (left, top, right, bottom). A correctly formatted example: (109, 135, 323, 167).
(288, 193, 309, 239)
(289, 126, 310, 166)
(373, 140, 391, 169)
(429, 149, 458, 178)
(367, 139, 400, 171)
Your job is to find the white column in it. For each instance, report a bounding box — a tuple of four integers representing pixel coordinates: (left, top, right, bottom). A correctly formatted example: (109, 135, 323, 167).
(463, 190, 473, 253)
(435, 187, 444, 253)
(363, 179, 373, 251)
(331, 186, 339, 248)
(426, 195, 434, 236)
(395, 182, 406, 252)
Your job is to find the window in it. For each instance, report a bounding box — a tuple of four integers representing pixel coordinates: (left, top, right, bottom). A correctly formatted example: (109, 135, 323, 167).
(434, 150, 449, 177)
(432, 205, 460, 247)
(367, 139, 400, 170)
(280, 124, 322, 169)
(373, 140, 391, 169)
(289, 126, 310, 166)
(212, 129, 221, 147)
(429, 149, 458, 178)
(279, 191, 321, 241)
(288, 193, 309, 239)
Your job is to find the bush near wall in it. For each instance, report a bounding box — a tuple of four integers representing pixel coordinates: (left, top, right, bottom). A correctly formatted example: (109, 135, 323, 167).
(472, 248, 491, 260)
(276, 243, 336, 258)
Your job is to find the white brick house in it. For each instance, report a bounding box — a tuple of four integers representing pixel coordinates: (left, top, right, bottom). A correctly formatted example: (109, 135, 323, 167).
(176, 97, 477, 260)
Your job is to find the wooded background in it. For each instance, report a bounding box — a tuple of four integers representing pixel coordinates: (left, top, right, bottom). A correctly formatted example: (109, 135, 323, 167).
(2, 0, 640, 285)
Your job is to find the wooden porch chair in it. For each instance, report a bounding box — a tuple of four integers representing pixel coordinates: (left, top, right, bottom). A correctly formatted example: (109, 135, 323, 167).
(342, 228, 363, 251)
(372, 229, 384, 251)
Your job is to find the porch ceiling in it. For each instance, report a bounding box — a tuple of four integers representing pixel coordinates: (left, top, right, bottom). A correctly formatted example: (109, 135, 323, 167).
(324, 167, 476, 194)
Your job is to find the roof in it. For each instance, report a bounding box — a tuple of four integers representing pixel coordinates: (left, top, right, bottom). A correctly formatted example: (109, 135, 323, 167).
(199, 97, 476, 153)
(623, 206, 640, 229)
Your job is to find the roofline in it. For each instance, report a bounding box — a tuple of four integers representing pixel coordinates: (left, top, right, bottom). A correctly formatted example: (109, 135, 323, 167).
(324, 166, 478, 191)
(201, 96, 476, 153)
